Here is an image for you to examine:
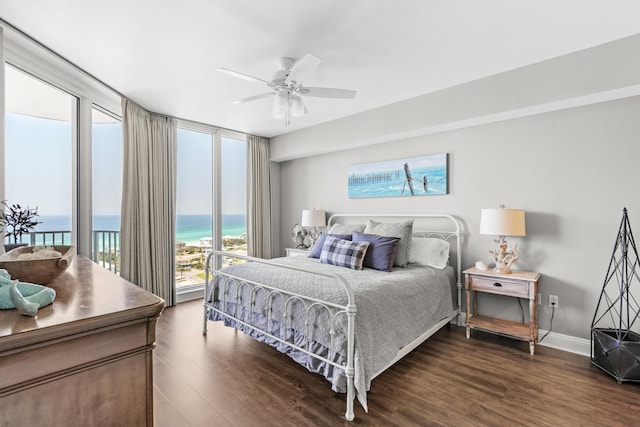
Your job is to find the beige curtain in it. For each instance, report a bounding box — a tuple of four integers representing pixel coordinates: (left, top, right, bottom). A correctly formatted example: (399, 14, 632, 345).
(246, 135, 272, 258)
(120, 98, 177, 306)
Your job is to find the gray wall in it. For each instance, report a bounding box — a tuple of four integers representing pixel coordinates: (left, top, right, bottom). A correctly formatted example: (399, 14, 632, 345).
(270, 35, 640, 341)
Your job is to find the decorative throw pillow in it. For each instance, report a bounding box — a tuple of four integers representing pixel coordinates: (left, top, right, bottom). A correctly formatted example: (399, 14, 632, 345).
(328, 223, 366, 234)
(408, 238, 450, 269)
(364, 220, 414, 267)
(308, 233, 352, 259)
(352, 232, 400, 272)
(319, 235, 370, 270)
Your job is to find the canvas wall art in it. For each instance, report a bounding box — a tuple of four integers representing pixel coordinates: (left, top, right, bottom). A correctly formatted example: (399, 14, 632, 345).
(348, 153, 448, 199)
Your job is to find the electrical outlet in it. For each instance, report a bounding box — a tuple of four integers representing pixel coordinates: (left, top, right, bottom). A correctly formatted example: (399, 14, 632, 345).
(538, 293, 542, 305)
(549, 295, 559, 308)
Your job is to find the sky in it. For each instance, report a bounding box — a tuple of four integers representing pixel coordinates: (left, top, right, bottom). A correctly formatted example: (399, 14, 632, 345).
(5, 112, 72, 215)
(6, 113, 246, 216)
(175, 128, 246, 215)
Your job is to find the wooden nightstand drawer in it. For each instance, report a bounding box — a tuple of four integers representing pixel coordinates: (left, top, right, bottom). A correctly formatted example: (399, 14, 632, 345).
(469, 275, 529, 297)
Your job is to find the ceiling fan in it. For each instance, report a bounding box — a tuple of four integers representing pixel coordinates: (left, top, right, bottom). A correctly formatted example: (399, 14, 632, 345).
(218, 53, 356, 125)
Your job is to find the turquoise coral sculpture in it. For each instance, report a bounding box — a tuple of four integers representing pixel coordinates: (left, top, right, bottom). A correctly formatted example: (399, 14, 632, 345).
(0, 269, 56, 316)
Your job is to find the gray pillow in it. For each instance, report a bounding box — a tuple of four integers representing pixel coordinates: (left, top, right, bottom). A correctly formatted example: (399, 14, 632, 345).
(364, 219, 414, 267)
(328, 223, 366, 234)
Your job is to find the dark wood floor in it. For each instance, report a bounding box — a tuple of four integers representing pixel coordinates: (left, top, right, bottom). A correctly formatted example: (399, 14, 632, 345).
(153, 300, 640, 426)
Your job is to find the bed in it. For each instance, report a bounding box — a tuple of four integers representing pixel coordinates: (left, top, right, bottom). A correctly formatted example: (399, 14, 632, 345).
(202, 213, 463, 421)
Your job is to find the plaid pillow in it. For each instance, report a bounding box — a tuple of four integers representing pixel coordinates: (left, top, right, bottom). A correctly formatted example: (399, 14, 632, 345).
(308, 233, 353, 259)
(319, 235, 370, 270)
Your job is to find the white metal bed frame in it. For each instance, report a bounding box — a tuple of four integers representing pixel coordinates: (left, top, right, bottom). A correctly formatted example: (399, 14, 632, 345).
(202, 213, 462, 421)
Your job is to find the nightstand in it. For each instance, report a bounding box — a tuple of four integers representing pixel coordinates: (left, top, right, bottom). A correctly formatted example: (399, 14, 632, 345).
(464, 267, 540, 355)
(285, 247, 310, 257)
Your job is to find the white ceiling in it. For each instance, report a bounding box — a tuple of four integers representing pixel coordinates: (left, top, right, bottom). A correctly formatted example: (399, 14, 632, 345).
(2, 1, 640, 138)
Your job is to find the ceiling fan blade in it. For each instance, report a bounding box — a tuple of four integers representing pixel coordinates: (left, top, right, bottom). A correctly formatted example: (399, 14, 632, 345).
(300, 87, 357, 99)
(232, 92, 274, 104)
(286, 53, 322, 85)
(217, 67, 272, 86)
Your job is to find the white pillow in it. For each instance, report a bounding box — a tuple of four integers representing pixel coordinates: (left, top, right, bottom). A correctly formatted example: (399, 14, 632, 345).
(409, 238, 450, 269)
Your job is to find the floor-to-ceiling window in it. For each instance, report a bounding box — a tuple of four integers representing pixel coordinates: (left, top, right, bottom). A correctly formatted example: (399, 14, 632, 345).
(175, 126, 246, 297)
(92, 107, 122, 272)
(4, 64, 76, 246)
(221, 136, 246, 257)
(175, 127, 213, 291)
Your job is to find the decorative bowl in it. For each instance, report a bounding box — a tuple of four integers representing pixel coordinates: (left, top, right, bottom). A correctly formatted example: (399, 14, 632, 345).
(0, 245, 76, 284)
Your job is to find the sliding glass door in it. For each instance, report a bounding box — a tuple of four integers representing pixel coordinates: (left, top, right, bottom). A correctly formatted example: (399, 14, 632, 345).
(4, 64, 75, 246)
(175, 127, 246, 296)
(92, 107, 122, 272)
(176, 127, 213, 292)
(221, 136, 246, 257)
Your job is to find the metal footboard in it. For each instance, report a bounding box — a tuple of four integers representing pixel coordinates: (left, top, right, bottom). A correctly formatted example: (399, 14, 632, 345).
(202, 250, 358, 421)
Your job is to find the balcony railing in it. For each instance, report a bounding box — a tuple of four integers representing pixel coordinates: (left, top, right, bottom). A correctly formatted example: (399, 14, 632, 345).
(93, 230, 120, 273)
(4, 231, 245, 289)
(5, 230, 120, 274)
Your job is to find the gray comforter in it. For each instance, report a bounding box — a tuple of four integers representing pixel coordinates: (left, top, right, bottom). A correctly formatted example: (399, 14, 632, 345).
(206, 256, 455, 411)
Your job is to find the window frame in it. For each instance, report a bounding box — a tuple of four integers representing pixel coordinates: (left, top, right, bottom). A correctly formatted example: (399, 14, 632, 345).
(175, 120, 247, 301)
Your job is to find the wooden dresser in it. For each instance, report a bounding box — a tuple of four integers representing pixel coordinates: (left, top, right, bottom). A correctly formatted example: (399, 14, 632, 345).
(0, 256, 165, 426)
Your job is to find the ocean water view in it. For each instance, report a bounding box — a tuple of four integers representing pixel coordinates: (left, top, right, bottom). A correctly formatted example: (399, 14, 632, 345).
(29, 214, 246, 245)
(348, 164, 447, 198)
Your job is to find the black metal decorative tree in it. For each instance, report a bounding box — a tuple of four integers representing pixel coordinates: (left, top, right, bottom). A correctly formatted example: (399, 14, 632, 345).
(591, 208, 640, 383)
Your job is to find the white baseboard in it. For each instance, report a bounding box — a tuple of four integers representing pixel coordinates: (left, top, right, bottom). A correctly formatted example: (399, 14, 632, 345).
(536, 329, 590, 357)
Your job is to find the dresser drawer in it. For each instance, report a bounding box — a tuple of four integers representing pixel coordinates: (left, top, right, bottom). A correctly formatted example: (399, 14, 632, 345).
(469, 275, 529, 297)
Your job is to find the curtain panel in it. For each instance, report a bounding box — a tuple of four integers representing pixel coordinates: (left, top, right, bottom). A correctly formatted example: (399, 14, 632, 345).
(120, 98, 177, 306)
(246, 135, 272, 258)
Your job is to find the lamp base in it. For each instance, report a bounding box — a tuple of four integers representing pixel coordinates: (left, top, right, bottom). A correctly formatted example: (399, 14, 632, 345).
(487, 236, 519, 275)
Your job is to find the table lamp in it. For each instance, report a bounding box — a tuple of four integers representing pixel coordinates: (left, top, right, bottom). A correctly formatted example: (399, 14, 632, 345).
(479, 205, 526, 274)
(301, 209, 326, 248)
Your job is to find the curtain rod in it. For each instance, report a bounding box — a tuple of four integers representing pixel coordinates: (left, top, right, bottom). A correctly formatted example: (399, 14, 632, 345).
(0, 18, 266, 140)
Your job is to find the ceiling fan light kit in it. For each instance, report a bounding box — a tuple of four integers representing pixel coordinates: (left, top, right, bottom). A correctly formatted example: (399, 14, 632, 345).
(272, 90, 306, 125)
(219, 53, 356, 126)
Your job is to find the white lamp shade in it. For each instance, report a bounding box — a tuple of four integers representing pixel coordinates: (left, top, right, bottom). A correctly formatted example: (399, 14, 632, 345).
(480, 208, 526, 236)
(301, 210, 326, 227)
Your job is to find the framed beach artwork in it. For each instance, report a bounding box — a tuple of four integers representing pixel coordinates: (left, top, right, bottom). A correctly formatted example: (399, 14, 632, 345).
(348, 153, 448, 199)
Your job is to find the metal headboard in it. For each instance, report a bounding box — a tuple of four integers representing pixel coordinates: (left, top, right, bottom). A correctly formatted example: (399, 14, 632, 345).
(327, 213, 463, 325)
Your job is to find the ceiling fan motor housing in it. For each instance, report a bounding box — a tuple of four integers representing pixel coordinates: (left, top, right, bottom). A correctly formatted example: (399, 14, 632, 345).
(277, 57, 296, 71)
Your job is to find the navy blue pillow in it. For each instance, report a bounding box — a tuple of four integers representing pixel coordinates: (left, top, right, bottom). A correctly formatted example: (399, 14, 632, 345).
(352, 232, 401, 272)
(308, 233, 352, 258)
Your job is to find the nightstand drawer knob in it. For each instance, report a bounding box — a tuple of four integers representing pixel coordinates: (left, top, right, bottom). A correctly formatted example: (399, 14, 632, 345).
(493, 282, 502, 287)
